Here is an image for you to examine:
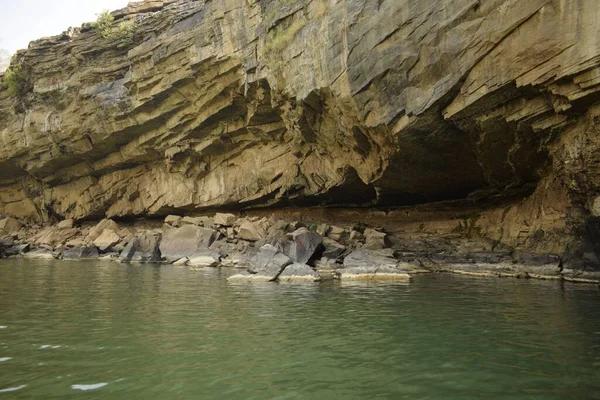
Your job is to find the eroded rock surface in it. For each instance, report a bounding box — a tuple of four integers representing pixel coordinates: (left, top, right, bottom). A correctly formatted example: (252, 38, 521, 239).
(1, 0, 600, 271)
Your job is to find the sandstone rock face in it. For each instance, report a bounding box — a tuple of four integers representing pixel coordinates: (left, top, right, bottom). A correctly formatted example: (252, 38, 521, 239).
(1, 0, 600, 269)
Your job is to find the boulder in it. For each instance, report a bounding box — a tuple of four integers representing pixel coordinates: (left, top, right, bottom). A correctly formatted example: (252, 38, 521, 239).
(3, 243, 30, 257)
(327, 226, 347, 242)
(316, 224, 330, 237)
(278, 263, 321, 282)
(188, 249, 221, 267)
(62, 246, 99, 260)
(85, 219, 119, 243)
(57, 219, 74, 230)
(22, 249, 57, 259)
(93, 229, 121, 252)
(349, 230, 364, 243)
(340, 250, 409, 281)
(119, 232, 162, 263)
(164, 215, 182, 227)
(286, 228, 323, 264)
(247, 244, 292, 274)
(172, 258, 189, 266)
(237, 220, 266, 242)
(214, 213, 236, 227)
(35, 227, 79, 247)
(159, 225, 217, 262)
(322, 237, 346, 260)
(0, 217, 22, 235)
(363, 228, 388, 250)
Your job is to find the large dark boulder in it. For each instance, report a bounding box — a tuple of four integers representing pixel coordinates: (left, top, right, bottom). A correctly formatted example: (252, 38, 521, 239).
(119, 232, 162, 263)
(62, 246, 99, 260)
(285, 228, 323, 264)
(247, 244, 292, 275)
(159, 225, 216, 262)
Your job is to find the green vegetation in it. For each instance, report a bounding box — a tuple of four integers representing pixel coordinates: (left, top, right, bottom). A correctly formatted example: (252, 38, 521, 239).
(264, 19, 307, 54)
(92, 10, 136, 43)
(2, 65, 29, 96)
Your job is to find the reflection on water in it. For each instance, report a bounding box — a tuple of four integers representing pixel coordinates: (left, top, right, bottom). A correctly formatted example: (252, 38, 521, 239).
(0, 259, 599, 399)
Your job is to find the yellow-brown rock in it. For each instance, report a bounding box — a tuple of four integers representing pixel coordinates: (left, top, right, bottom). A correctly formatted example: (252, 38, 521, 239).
(0, 0, 599, 270)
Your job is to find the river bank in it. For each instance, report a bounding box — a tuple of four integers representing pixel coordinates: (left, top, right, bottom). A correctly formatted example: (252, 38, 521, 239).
(1, 214, 598, 285)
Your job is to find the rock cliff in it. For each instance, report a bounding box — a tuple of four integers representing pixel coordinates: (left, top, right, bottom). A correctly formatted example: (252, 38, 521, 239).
(1, 0, 600, 271)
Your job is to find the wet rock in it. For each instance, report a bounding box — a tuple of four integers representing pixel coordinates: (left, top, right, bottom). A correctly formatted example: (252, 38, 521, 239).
(164, 215, 182, 227)
(363, 228, 388, 250)
(278, 263, 321, 282)
(3, 243, 30, 257)
(287, 228, 323, 264)
(337, 265, 411, 281)
(444, 262, 562, 279)
(119, 232, 162, 263)
(188, 249, 221, 267)
(214, 213, 236, 227)
(62, 246, 99, 260)
(23, 249, 57, 260)
(343, 249, 398, 269)
(237, 220, 266, 242)
(93, 229, 121, 252)
(322, 237, 346, 260)
(159, 225, 217, 262)
(172, 258, 189, 266)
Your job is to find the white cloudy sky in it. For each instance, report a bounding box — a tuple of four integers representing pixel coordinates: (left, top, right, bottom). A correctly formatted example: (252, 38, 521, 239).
(0, 0, 131, 54)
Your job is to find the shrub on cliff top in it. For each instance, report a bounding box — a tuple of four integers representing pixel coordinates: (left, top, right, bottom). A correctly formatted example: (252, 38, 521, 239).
(92, 10, 136, 43)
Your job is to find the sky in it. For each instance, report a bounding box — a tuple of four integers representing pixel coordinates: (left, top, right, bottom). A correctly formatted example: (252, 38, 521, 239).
(0, 0, 131, 55)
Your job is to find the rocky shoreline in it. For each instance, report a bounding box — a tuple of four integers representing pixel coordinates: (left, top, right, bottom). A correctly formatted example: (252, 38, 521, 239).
(1, 214, 598, 285)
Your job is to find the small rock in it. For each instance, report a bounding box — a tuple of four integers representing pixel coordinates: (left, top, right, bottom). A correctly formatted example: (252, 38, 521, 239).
(57, 219, 74, 230)
(172, 258, 189, 266)
(363, 228, 388, 250)
(328, 226, 347, 242)
(316, 224, 330, 237)
(349, 230, 364, 242)
(214, 213, 237, 227)
(238, 220, 266, 242)
(164, 215, 182, 227)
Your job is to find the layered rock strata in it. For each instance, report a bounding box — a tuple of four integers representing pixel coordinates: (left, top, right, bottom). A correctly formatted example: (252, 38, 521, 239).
(1, 0, 600, 272)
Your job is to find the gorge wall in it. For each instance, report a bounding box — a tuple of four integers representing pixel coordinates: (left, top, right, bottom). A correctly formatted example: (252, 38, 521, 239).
(1, 0, 600, 272)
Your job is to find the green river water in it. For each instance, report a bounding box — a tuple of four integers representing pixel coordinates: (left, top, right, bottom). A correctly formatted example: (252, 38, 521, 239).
(0, 259, 599, 399)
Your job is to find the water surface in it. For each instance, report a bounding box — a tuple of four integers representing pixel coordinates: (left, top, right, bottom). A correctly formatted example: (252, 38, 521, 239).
(0, 259, 599, 399)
